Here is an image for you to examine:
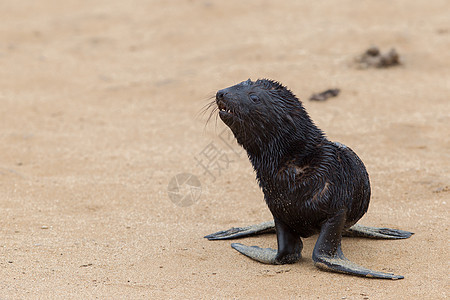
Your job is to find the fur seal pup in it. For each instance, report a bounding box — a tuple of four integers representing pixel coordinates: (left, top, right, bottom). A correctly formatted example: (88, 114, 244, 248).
(205, 79, 413, 279)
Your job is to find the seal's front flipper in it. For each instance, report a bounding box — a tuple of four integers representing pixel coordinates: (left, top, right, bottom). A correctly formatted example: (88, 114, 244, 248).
(344, 224, 414, 239)
(313, 210, 404, 280)
(314, 254, 403, 280)
(204, 220, 275, 240)
(231, 243, 278, 264)
(230, 218, 302, 265)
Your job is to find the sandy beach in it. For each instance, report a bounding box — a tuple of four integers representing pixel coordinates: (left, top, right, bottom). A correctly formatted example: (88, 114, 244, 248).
(0, 1, 449, 298)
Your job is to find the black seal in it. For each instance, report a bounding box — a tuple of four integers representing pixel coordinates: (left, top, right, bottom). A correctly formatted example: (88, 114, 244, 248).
(205, 79, 413, 279)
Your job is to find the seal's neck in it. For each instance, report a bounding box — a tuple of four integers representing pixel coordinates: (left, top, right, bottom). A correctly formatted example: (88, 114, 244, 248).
(246, 125, 324, 183)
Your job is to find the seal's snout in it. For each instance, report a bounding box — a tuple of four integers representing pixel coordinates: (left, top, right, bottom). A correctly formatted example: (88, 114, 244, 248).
(216, 90, 232, 113)
(215, 89, 235, 122)
(216, 90, 225, 101)
(216, 90, 226, 111)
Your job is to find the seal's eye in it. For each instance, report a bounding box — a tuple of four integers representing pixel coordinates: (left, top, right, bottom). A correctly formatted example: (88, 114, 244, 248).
(249, 94, 260, 103)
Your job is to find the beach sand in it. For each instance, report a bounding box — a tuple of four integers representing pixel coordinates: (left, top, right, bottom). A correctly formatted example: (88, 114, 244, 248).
(0, 1, 449, 298)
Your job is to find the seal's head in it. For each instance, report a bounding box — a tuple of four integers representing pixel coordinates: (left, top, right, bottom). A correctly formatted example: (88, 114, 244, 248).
(215, 79, 318, 154)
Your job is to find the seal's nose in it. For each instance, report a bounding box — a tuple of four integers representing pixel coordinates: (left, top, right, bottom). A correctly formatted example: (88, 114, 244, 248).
(216, 90, 225, 101)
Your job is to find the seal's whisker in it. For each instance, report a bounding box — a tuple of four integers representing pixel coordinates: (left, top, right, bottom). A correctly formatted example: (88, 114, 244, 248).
(205, 106, 218, 126)
(198, 99, 217, 119)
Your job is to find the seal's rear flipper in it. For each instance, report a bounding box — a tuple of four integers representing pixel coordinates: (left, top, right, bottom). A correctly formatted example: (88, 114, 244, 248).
(344, 224, 414, 239)
(204, 220, 275, 240)
(313, 210, 405, 279)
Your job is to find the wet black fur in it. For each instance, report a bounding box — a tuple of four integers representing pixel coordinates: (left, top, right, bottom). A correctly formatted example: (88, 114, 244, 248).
(215, 79, 370, 237)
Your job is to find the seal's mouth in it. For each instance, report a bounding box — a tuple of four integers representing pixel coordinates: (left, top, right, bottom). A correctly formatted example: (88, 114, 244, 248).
(217, 101, 233, 115)
(217, 101, 236, 125)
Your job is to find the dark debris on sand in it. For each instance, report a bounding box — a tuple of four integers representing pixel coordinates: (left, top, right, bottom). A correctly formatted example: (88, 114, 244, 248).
(355, 46, 400, 69)
(309, 89, 340, 101)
